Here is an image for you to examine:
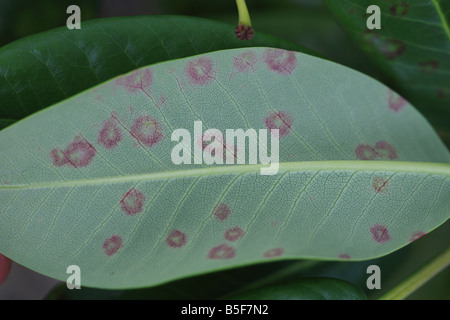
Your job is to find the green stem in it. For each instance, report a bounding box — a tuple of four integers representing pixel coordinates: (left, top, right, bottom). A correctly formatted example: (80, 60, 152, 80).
(379, 247, 450, 300)
(236, 0, 252, 26)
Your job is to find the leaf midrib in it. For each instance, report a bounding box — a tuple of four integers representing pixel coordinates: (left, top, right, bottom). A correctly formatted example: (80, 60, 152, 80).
(1, 161, 449, 190)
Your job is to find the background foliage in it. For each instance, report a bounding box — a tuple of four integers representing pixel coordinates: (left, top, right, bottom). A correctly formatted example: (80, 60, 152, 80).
(0, 0, 448, 299)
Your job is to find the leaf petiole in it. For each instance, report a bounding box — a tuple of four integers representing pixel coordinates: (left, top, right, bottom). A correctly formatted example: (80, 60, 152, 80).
(236, 0, 252, 27)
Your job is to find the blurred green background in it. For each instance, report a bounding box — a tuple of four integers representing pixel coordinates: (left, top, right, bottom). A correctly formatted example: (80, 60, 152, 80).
(0, 0, 448, 300)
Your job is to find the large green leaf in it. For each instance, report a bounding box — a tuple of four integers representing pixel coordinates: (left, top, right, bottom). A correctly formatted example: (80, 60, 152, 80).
(322, 0, 450, 145)
(0, 15, 313, 128)
(0, 48, 449, 289)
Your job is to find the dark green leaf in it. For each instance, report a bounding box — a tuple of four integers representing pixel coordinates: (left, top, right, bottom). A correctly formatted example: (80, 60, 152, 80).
(322, 0, 450, 145)
(224, 277, 367, 300)
(0, 15, 315, 128)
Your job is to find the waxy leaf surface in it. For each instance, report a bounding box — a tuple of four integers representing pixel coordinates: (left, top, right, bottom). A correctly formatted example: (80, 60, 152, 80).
(0, 48, 449, 288)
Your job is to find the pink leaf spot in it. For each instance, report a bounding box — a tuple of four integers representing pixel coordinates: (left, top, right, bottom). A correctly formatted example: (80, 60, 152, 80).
(263, 248, 284, 258)
(370, 224, 391, 243)
(233, 50, 258, 73)
(103, 235, 123, 256)
(50, 136, 97, 168)
(263, 49, 298, 74)
(355, 145, 378, 160)
(388, 90, 407, 112)
(374, 141, 397, 159)
(263, 111, 294, 137)
(166, 230, 187, 248)
(98, 117, 123, 150)
(185, 57, 215, 86)
(213, 203, 232, 221)
(355, 141, 397, 160)
(115, 69, 153, 93)
(224, 227, 245, 242)
(207, 244, 236, 260)
(130, 115, 164, 147)
(120, 188, 145, 216)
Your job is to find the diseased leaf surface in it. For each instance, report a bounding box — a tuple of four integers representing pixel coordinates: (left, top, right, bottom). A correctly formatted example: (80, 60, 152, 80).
(0, 48, 449, 289)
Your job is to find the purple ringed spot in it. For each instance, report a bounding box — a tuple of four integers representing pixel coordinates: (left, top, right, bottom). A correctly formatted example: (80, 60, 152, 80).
(355, 141, 397, 160)
(120, 188, 145, 216)
(374, 141, 397, 160)
(355, 145, 378, 160)
(50, 136, 97, 168)
(370, 224, 391, 243)
(233, 51, 258, 73)
(263, 49, 298, 74)
(115, 69, 153, 93)
(50, 148, 69, 167)
(213, 203, 232, 221)
(224, 227, 245, 242)
(388, 90, 407, 112)
(338, 254, 351, 259)
(166, 230, 187, 248)
(98, 117, 123, 150)
(130, 115, 164, 147)
(263, 248, 284, 258)
(263, 111, 294, 137)
(185, 57, 215, 86)
(207, 244, 236, 260)
(103, 235, 123, 256)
